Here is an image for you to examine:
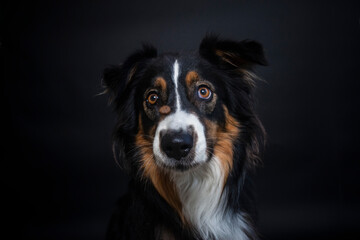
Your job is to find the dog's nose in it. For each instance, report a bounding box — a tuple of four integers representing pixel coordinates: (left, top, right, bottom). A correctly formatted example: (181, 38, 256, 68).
(160, 131, 193, 160)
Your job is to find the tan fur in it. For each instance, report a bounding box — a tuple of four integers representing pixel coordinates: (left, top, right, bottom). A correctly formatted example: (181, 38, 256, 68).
(213, 105, 240, 186)
(215, 50, 259, 87)
(136, 116, 184, 222)
(185, 71, 200, 87)
(128, 65, 138, 83)
(136, 103, 240, 223)
(159, 105, 171, 115)
(215, 50, 245, 68)
(185, 71, 217, 114)
(154, 77, 167, 91)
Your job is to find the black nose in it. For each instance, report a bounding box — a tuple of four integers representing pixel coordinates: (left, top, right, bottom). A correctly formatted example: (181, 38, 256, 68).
(160, 131, 193, 160)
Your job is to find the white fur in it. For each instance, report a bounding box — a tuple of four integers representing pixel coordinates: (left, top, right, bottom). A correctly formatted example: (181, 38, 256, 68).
(172, 60, 181, 111)
(171, 158, 253, 240)
(153, 111, 207, 167)
(153, 60, 253, 239)
(153, 60, 207, 167)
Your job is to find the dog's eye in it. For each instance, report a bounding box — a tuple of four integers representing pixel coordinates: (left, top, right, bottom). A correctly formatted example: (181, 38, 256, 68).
(197, 86, 212, 100)
(147, 92, 159, 105)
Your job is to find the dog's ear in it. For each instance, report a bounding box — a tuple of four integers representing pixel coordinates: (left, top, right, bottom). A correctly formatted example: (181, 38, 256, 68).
(200, 35, 267, 169)
(102, 45, 157, 170)
(103, 44, 157, 103)
(199, 35, 267, 71)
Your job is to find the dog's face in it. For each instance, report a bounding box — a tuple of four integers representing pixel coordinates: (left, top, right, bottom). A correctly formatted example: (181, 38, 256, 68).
(138, 56, 232, 172)
(104, 35, 266, 182)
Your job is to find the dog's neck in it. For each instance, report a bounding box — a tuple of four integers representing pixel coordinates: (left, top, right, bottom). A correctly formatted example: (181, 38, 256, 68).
(170, 157, 253, 240)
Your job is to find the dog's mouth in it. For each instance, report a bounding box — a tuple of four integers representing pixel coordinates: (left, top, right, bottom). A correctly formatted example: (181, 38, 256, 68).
(155, 157, 201, 171)
(154, 146, 203, 172)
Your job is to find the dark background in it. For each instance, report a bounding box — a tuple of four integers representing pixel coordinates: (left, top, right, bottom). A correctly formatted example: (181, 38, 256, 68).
(2, 1, 360, 239)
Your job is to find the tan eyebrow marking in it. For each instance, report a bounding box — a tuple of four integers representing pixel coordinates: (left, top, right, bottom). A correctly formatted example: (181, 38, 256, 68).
(153, 76, 168, 103)
(185, 71, 200, 87)
(154, 77, 167, 91)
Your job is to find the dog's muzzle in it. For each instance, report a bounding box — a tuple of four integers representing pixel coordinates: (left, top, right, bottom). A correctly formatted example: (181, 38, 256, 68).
(153, 111, 207, 170)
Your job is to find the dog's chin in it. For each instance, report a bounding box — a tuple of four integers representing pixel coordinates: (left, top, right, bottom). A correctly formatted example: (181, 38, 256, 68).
(154, 156, 203, 172)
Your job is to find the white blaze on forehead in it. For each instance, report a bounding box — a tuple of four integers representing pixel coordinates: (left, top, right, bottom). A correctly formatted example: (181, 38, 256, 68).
(172, 60, 181, 111)
(153, 59, 207, 167)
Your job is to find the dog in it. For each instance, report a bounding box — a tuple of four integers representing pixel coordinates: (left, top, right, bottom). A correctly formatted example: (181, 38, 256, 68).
(103, 35, 267, 240)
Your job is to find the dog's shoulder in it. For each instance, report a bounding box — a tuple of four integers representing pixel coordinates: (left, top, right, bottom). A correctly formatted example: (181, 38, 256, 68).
(106, 180, 196, 240)
(105, 182, 156, 240)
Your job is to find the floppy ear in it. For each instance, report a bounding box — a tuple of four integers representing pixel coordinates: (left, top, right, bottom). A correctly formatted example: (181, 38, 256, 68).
(102, 44, 157, 170)
(199, 35, 268, 71)
(200, 35, 267, 168)
(103, 44, 157, 104)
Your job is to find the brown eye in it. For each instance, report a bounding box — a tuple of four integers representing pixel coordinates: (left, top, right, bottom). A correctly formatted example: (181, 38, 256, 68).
(147, 93, 159, 105)
(197, 86, 212, 100)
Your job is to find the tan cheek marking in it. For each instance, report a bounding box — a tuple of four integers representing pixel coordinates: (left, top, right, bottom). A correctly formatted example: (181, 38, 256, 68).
(213, 105, 240, 187)
(204, 119, 218, 149)
(159, 105, 171, 115)
(135, 115, 184, 222)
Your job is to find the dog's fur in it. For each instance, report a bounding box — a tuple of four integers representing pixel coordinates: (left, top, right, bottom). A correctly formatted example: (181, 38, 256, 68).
(103, 35, 267, 240)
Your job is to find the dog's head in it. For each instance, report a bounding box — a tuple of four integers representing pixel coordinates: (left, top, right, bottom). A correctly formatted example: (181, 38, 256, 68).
(104, 35, 267, 190)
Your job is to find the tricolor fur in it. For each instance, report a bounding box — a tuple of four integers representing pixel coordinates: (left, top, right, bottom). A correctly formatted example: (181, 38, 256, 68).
(103, 35, 267, 240)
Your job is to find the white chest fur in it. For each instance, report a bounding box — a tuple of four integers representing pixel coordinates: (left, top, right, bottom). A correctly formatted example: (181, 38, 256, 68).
(170, 158, 253, 240)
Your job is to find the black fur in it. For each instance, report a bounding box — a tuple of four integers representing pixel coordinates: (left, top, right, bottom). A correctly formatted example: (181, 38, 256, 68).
(103, 35, 267, 240)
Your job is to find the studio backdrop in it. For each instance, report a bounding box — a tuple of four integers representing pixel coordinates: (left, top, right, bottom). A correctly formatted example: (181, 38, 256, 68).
(2, 1, 360, 239)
